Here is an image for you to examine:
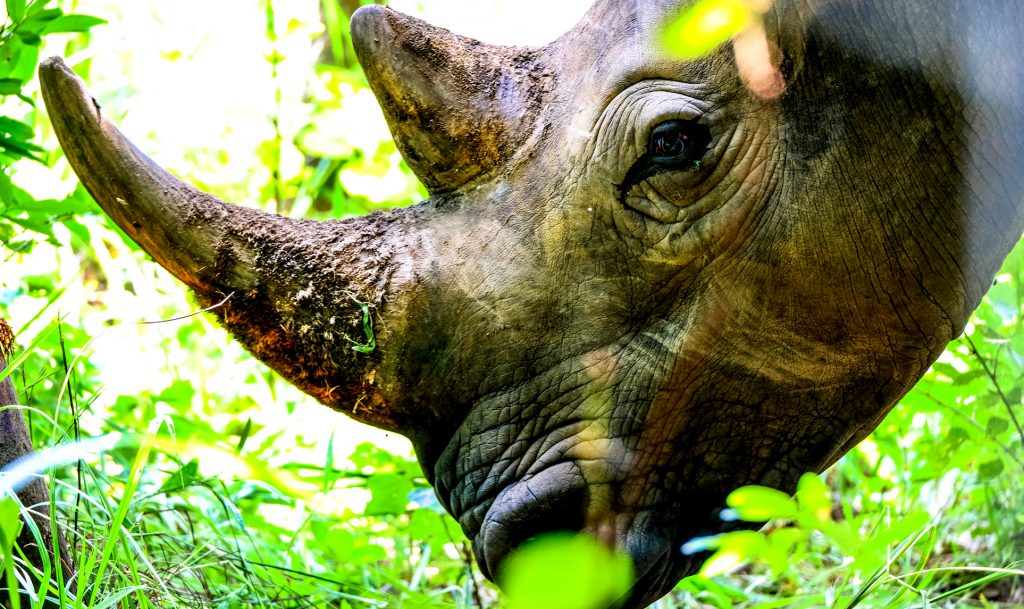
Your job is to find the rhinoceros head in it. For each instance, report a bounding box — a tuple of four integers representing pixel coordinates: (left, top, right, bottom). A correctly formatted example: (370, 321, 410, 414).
(40, 0, 1024, 606)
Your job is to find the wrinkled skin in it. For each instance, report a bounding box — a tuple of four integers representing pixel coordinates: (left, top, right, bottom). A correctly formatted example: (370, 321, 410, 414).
(40, 0, 1024, 607)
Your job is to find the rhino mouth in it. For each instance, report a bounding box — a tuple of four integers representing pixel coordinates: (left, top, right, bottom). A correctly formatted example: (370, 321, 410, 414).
(475, 499, 710, 609)
(466, 457, 721, 608)
(462, 461, 589, 580)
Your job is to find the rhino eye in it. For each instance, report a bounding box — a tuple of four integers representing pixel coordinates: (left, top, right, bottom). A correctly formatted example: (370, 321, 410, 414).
(617, 119, 711, 203)
(648, 119, 710, 167)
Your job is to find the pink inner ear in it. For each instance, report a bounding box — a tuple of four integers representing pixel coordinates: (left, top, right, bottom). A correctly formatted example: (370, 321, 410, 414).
(735, 23, 785, 100)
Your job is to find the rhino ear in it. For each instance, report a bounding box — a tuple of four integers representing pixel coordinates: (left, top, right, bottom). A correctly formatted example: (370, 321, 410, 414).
(350, 6, 546, 194)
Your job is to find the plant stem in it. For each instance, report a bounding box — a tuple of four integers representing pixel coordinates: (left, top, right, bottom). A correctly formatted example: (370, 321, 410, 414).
(965, 335, 1024, 449)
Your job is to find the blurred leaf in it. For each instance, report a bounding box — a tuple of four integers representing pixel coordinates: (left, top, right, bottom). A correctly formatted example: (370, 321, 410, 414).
(157, 380, 196, 409)
(661, 0, 754, 59)
(158, 459, 202, 494)
(0, 79, 21, 95)
(235, 417, 253, 454)
(21, 6, 63, 30)
(0, 496, 22, 549)
(0, 134, 43, 161)
(409, 509, 454, 556)
(726, 485, 797, 521)
(500, 533, 633, 609)
(0, 116, 33, 141)
(796, 472, 832, 525)
(979, 458, 1005, 479)
(0, 37, 39, 83)
(5, 0, 25, 23)
(986, 416, 1009, 436)
(364, 473, 413, 516)
(699, 530, 766, 577)
(40, 14, 106, 34)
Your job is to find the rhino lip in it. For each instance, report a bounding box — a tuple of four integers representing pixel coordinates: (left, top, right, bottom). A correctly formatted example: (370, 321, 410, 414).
(475, 476, 589, 580)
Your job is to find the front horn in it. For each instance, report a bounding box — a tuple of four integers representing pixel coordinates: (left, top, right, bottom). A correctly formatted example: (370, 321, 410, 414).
(351, 6, 549, 194)
(39, 57, 412, 433)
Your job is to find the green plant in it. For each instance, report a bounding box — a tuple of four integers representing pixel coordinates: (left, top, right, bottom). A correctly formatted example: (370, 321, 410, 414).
(0, 0, 103, 253)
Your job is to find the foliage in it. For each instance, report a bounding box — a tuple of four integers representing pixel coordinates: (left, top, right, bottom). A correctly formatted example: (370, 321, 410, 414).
(0, 0, 1022, 608)
(499, 533, 633, 609)
(0, 0, 102, 253)
(660, 0, 756, 59)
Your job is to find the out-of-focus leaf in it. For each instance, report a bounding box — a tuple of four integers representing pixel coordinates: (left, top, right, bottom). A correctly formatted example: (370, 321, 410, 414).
(726, 485, 797, 521)
(40, 14, 107, 34)
(0, 136, 44, 161)
(235, 417, 253, 454)
(699, 530, 766, 577)
(0, 37, 39, 83)
(661, 0, 754, 59)
(364, 473, 413, 516)
(0, 496, 22, 550)
(0, 79, 22, 95)
(501, 533, 634, 609)
(0, 117, 33, 141)
(979, 458, 1005, 479)
(16, 31, 41, 45)
(157, 379, 196, 409)
(796, 472, 832, 525)
(6, 0, 25, 23)
(158, 459, 202, 494)
(986, 416, 1009, 436)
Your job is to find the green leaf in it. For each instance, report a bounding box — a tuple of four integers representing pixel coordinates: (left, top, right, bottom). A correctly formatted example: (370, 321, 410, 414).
(978, 458, 1005, 479)
(0, 116, 34, 141)
(25, 5, 63, 21)
(0, 317, 61, 385)
(795, 472, 832, 525)
(0, 38, 39, 85)
(0, 496, 22, 550)
(14, 30, 41, 45)
(158, 459, 202, 494)
(698, 530, 766, 577)
(500, 533, 634, 609)
(364, 473, 413, 515)
(661, 0, 754, 59)
(986, 416, 1010, 436)
(27, 190, 100, 216)
(40, 14, 107, 34)
(235, 417, 253, 454)
(0, 79, 22, 95)
(6, 0, 25, 23)
(726, 484, 797, 521)
(0, 135, 44, 161)
(156, 379, 196, 408)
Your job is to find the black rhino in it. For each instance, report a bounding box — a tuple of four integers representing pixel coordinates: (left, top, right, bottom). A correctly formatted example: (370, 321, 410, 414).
(39, 0, 1024, 606)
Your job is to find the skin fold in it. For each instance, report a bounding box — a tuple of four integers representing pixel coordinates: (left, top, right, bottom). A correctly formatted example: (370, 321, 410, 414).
(39, 0, 1024, 606)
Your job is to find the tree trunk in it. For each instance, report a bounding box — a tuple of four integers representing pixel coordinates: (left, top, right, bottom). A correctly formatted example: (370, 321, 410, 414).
(0, 320, 75, 606)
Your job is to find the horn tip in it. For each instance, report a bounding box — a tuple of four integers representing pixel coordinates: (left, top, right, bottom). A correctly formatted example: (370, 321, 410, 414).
(39, 55, 78, 89)
(39, 55, 99, 119)
(350, 5, 390, 51)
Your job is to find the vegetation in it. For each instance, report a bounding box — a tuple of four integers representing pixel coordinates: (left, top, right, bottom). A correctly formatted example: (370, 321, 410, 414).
(1, 0, 1022, 607)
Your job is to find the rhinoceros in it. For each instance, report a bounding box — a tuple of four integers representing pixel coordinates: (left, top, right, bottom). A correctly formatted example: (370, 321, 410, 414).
(39, 0, 1024, 606)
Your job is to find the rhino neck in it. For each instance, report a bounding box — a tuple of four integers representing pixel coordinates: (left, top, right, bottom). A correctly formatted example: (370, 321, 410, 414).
(776, 0, 1024, 321)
